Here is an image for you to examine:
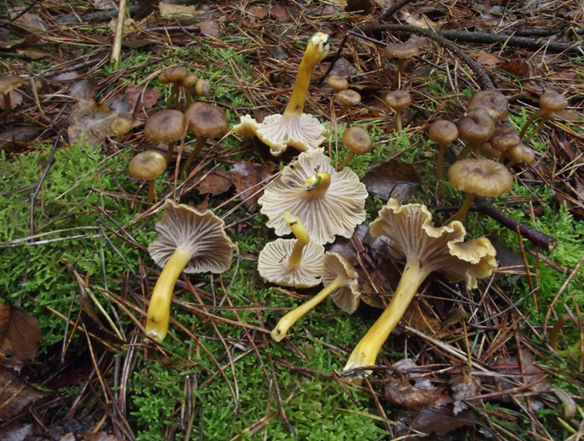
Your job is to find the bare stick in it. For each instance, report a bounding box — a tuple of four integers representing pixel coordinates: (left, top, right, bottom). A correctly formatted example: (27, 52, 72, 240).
(111, 0, 128, 69)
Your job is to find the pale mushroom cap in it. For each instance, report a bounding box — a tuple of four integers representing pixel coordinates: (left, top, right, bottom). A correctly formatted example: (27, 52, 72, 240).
(489, 123, 520, 152)
(369, 199, 497, 289)
(343, 126, 373, 155)
(259, 149, 368, 244)
(145, 110, 186, 144)
(0, 75, 23, 94)
(468, 91, 509, 121)
(327, 75, 349, 92)
(128, 151, 167, 181)
(428, 120, 458, 145)
(385, 90, 411, 111)
(149, 200, 236, 274)
(322, 252, 360, 314)
(110, 116, 133, 136)
(195, 79, 211, 98)
(384, 42, 420, 59)
(539, 92, 568, 113)
(336, 89, 361, 106)
(258, 239, 325, 288)
(457, 108, 495, 144)
(448, 158, 514, 197)
(507, 143, 535, 165)
(234, 113, 327, 157)
(185, 102, 228, 138)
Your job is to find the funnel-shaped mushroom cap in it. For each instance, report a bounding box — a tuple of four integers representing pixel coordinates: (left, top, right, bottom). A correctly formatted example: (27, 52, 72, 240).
(385, 90, 411, 111)
(259, 149, 368, 244)
(322, 252, 360, 313)
(149, 200, 236, 274)
(428, 120, 458, 145)
(370, 199, 497, 288)
(185, 102, 228, 139)
(258, 239, 325, 288)
(457, 108, 495, 144)
(327, 75, 349, 92)
(448, 158, 513, 197)
(336, 90, 361, 106)
(468, 91, 509, 121)
(129, 151, 167, 181)
(489, 123, 520, 152)
(110, 116, 133, 136)
(507, 142, 535, 165)
(343, 126, 373, 155)
(234, 113, 327, 157)
(539, 91, 568, 119)
(159, 66, 188, 84)
(145, 110, 186, 144)
(0, 75, 23, 94)
(384, 42, 420, 59)
(181, 74, 199, 88)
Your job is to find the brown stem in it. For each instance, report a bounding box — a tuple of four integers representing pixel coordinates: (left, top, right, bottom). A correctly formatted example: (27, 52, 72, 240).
(453, 192, 476, 221)
(182, 136, 207, 174)
(524, 118, 547, 143)
(165, 141, 176, 164)
(436, 144, 447, 181)
(519, 110, 541, 138)
(395, 110, 402, 132)
(2, 92, 11, 122)
(457, 144, 473, 161)
(147, 180, 155, 203)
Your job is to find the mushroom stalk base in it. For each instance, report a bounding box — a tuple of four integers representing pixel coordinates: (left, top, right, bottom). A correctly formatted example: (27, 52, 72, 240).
(337, 152, 355, 172)
(145, 244, 192, 341)
(343, 262, 428, 374)
(271, 275, 344, 342)
(519, 110, 541, 139)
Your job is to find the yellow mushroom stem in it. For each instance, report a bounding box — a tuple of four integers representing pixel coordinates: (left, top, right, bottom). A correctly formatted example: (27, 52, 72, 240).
(2, 92, 11, 122)
(271, 274, 345, 342)
(524, 118, 547, 143)
(285, 212, 310, 267)
(145, 244, 192, 341)
(391, 59, 404, 91)
(344, 261, 428, 372)
(165, 141, 176, 164)
(182, 136, 208, 174)
(436, 144, 448, 181)
(338, 152, 356, 172)
(519, 110, 542, 139)
(305, 171, 331, 197)
(284, 34, 329, 116)
(147, 180, 156, 204)
(453, 192, 477, 222)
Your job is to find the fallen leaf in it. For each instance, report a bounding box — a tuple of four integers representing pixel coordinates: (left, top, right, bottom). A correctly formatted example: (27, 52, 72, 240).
(199, 21, 220, 38)
(557, 110, 582, 122)
(0, 423, 34, 441)
(0, 304, 41, 368)
(270, 5, 290, 22)
(195, 170, 232, 195)
(0, 91, 23, 111)
(0, 36, 39, 49)
(361, 160, 421, 201)
(402, 301, 441, 334)
(79, 298, 124, 346)
(472, 50, 500, 68)
(497, 59, 529, 78)
(450, 372, 481, 414)
(159, 2, 199, 20)
(15, 13, 47, 32)
(68, 80, 99, 101)
(248, 6, 269, 18)
(230, 161, 275, 212)
(52, 72, 80, 82)
(402, 406, 477, 436)
(0, 366, 47, 419)
(346, 0, 372, 13)
(68, 99, 117, 148)
(125, 85, 161, 119)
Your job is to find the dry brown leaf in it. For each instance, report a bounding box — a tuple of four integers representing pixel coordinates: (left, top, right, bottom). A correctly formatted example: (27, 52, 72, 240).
(0, 366, 47, 419)
(0, 91, 22, 111)
(68, 99, 117, 148)
(497, 59, 529, 78)
(195, 170, 232, 195)
(68, 80, 99, 101)
(230, 160, 275, 213)
(270, 5, 290, 22)
(361, 160, 421, 202)
(159, 2, 199, 20)
(472, 50, 500, 68)
(0, 304, 41, 368)
(199, 21, 220, 38)
(402, 407, 477, 436)
(248, 6, 269, 18)
(450, 372, 481, 414)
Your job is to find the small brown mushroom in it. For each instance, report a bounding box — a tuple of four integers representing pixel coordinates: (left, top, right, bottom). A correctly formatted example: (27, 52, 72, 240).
(488, 123, 520, 163)
(180, 74, 199, 109)
(467, 91, 509, 121)
(159, 66, 188, 109)
(109, 116, 133, 143)
(428, 119, 458, 181)
(519, 91, 568, 141)
(456, 108, 496, 160)
(335, 89, 361, 116)
(326, 75, 349, 93)
(144, 110, 186, 164)
(337, 126, 373, 171)
(195, 79, 211, 100)
(384, 42, 419, 90)
(128, 151, 167, 203)
(385, 90, 412, 132)
(505, 142, 535, 168)
(0, 75, 24, 123)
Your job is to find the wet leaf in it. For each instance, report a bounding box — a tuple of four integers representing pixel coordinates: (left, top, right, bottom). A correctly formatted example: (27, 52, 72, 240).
(0, 304, 41, 368)
(195, 170, 232, 195)
(0, 91, 23, 111)
(450, 372, 481, 414)
(199, 21, 220, 38)
(0, 36, 39, 49)
(0, 366, 47, 419)
(248, 6, 269, 18)
(497, 59, 529, 78)
(346, 0, 372, 13)
(230, 161, 275, 212)
(0, 423, 34, 441)
(402, 406, 477, 436)
(68, 80, 98, 101)
(472, 50, 500, 68)
(270, 5, 290, 22)
(14, 13, 47, 32)
(125, 85, 161, 119)
(68, 99, 117, 148)
(362, 160, 420, 202)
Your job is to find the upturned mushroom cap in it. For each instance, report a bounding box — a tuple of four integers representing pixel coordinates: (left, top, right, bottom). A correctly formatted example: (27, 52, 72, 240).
(159, 66, 188, 85)
(185, 102, 228, 138)
(370, 199, 497, 289)
(128, 151, 167, 181)
(180, 74, 199, 88)
(539, 91, 568, 118)
(507, 142, 535, 165)
(0, 75, 23, 95)
(259, 148, 368, 244)
(336, 89, 361, 107)
(384, 42, 420, 59)
(195, 79, 211, 99)
(467, 91, 509, 121)
(145, 110, 186, 144)
(327, 75, 349, 92)
(448, 158, 513, 197)
(110, 116, 133, 137)
(428, 120, 458, 145)
(457, 108, 496, 144)
(258, 238, 325, 288)
(384, 90, 412, 111)
(322, 252, 360, 314)
(149, 200, 236, 274)
(234, 113, 327, 157)
(343, 126, 373, 155)
(489, 123, 520, 152)
(478, 142, 502, 160)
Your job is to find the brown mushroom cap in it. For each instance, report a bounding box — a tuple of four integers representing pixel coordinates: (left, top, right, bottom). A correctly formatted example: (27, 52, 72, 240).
(467, 91, 509, 121)
(185, 102, 228, 138)
(195, 79, 211, 99)
(149, 200, 236, 274)
(428, 119, 458, 145)
(384, 42, 420, 59)
(336, 89, 361, 106)
(489, 123, 521, 152)
(507, 142, 535, 165)
(539, 92, 568, 118)
(478, 142, 501, 160)
(180, 74, 199, 88)
(159, 66, 188, 85)
(258, 238, 325, 288)
(145, 110, 186, 144)
(0, 75, 23, 95)
(384, 90, 412, 111)
(343, 126, 373, 155)
(448, 158, 513, 197)
(110, 116, 133, 137)
(322, 252, 360, 314)
(128, 151, 167, 181)
(457, 108, 496, 144)
(327, 75, 349, 92)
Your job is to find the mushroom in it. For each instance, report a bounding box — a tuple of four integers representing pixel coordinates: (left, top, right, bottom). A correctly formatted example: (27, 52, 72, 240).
(258, 212, 325, 288)
(478, 142, 501, 160)
(337, 126, 373, 171)
(519, 91, 568, 141)
(385, 90, 412, 132)
(0, 75, 24, 123)
(326, 75, 349, 93)
(182, 102, 229, 173)
(109, 116, 133, 143)
(335, 89, 361, 116)
(456, 108, 496, 160)
(195, 79, 211, 100)
(467, 91, 509, 121)
(271, 252, 360, 342)
(158, 66, 188, 109)
(428, 119, 459, 181)
(147, 200, 236, 341)
(384, 42, 419, 90)
(233, 32, 330, 156)
(505, 142, 535, 168)
(448, 158, 514, 221)
(488, 123, 521, 163)
(144, 110, 186, 164)
(343, 198, 497, 375)
(128, 151, 167, 203)
(180, 74, 199, 109)
(259, 148, 368, 245)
